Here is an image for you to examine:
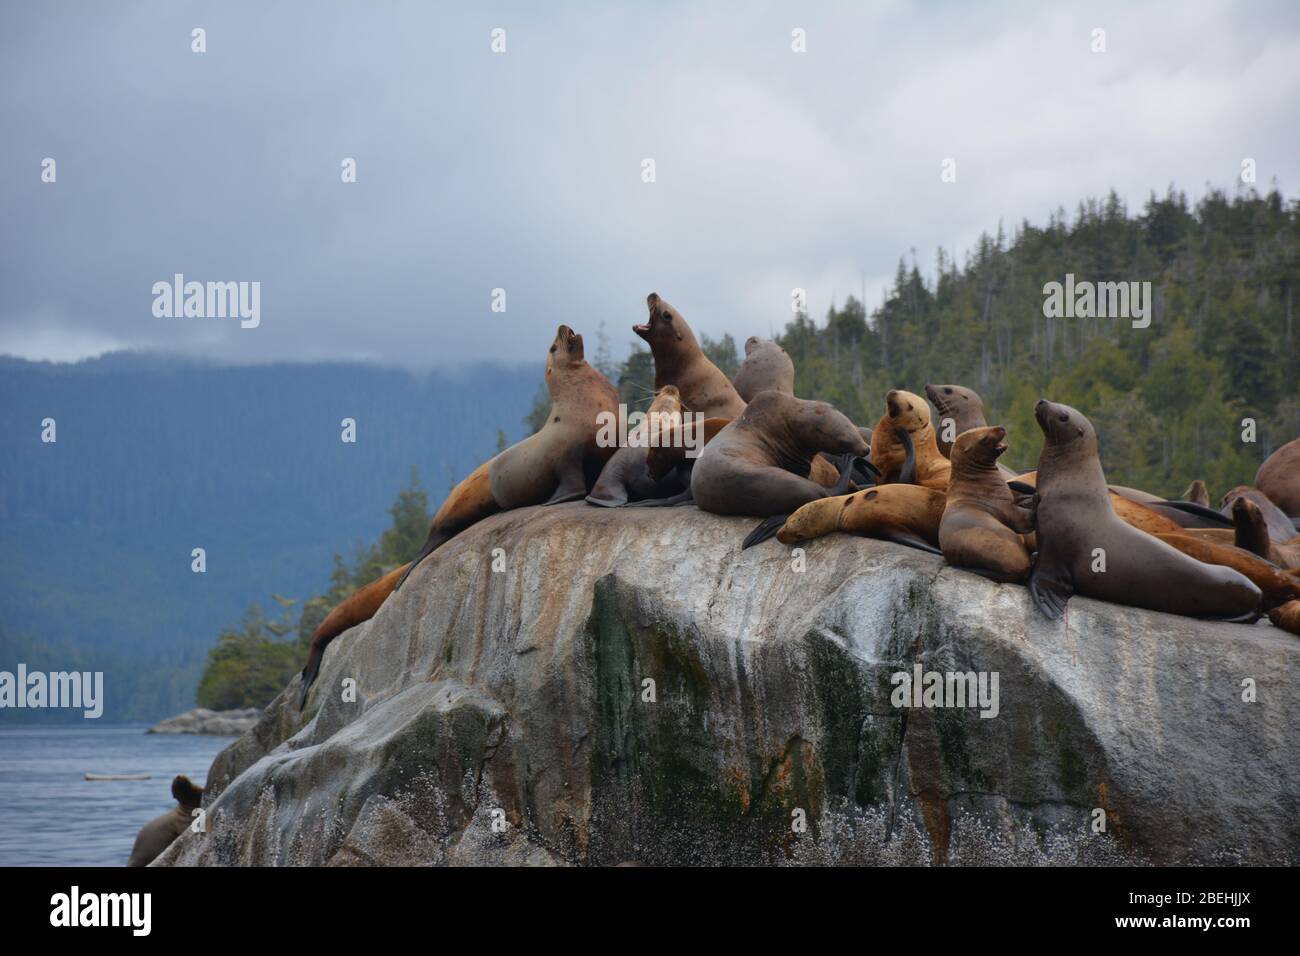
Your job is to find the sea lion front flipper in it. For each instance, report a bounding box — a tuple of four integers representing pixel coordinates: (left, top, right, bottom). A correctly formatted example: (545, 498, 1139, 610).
(880, 528, 942, 555)
(896, 427, 916, 485)
(743, 514, 790, 549)
(1007, 480, 1037, 496)
(850, 456, 881, 488)
(1028, 559, 1073, 620)
(630, 488, 694, 508)
(585, 492, 628, 508)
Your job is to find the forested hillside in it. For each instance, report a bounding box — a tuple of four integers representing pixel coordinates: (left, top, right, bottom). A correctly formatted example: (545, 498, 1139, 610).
(548, 186, 1297, 496)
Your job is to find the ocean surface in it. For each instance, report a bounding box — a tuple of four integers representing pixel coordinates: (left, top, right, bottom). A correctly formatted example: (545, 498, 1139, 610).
(0, 724, 232, 867)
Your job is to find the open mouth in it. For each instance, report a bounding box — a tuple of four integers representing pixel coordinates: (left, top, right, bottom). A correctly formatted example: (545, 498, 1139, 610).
(633, 322, 651, 337)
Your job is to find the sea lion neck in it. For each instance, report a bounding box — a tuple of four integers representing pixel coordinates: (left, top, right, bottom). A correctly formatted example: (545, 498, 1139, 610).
(949, 449, 1005, 493)
(1037, 441, 1108, 500)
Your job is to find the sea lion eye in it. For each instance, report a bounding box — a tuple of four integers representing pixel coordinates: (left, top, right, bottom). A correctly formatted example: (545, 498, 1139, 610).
(1058, 413, 1069, 422)
(944, 388, 953, 395)
(661, 311, 672, 321)
(549, 345, 557, 353)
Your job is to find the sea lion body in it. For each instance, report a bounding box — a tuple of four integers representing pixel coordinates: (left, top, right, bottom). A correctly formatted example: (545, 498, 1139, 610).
(691, 391, 868, 517)
(1028, 400, 1260, 621)
(872, 389, 951, 488)
(1256, 438, 1300, 516)
(586, 387, 684, 507)
(127, 775, 203, 867)
(1012, 471, 1186, 536)
(1269, 600, 1300, 636)
(733, 337, 795, 402)
(634, 293, 746, 419)
(777, 484, 946, 551)
(939, 426, 1034, 582)
(1220, 486, 1298, 544)
(300, 325, 619, 703)
(1155, 533, 1300, 611)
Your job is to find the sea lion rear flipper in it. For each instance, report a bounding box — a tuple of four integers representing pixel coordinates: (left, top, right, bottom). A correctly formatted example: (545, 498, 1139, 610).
(743, 514, 789, 549)
(881, 529, 942, 555)
(1028, 561, 1073, 620)
(896, 427, 916, 485)
(1156, 500, 1233, 526)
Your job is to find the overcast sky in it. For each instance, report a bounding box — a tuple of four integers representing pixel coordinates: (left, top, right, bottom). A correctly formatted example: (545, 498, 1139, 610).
(2, 0, 1298, 367)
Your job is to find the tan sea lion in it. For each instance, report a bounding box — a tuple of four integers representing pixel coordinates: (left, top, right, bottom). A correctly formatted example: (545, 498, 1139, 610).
(733, 337, 795, 402)
(634, 293, 746, 419)
(1183, 479, 1210, 507)
(691, 391, 870, 547)
(1256, 438, 1300, 517)
(1028, 399, 1261, 621)
(871, 389, 951, 488)
(300, 325, 619, 704)
(127, 775, 203, 867)
(777, 484, 947, 553)
(939, 426, 1035, 582)
(1268, 600, 1300, 636)
(1154, 533, 1300, 611)
(586, 386, 685, 507)
(1219, 486, 1298, 544)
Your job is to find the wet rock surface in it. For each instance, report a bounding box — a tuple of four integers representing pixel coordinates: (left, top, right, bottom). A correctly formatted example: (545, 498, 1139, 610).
(156, 504, 1300, 866)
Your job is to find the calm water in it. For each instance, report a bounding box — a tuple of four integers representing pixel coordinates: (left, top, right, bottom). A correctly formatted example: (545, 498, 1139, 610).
(0, 724, 233, 867)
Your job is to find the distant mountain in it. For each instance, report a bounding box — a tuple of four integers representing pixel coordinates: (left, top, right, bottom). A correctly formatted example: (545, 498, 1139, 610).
(0, 353, 538, 722)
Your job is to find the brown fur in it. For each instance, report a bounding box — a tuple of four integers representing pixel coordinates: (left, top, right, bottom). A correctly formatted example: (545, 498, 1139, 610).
(127, 775, 203, 867)
(777, 484, 947, 549)
(1256, 438, 1300, 516)
(871, 389, 950, 488)
(634, 293, 746, 419)
(1268, 600, 1300, 635)
(939, 427, 1034, 582)
(645, 416, 730, 481)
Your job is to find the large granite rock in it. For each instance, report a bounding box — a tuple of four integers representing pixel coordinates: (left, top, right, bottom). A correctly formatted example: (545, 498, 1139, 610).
(156, 503, 1300, 866)
(147, 707, 262, 736)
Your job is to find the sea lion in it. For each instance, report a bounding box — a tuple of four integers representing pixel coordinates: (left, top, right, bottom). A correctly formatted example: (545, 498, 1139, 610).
(1256, 438, 1300, 517)
(871, 389, 951, 488)
(1154, 533, 1300, 611)
(939, 427, 1035, 582)
(925, 384, 988, 459)
(1219, 486, 1298, 544)
(1269, 600, 1300, 636)
(733, 337, 795, 402)
(1223, 495, 1300, 567)
(777, 485, 947, 553)
(634, 293, 746, 419)
(1183, 479, 1210, 507)
(1012, 471, 1196, 537)
(586, 386, 685, 507)
(691, 390, 870, 547)
(300, 325, 619, 704)
(127, 775, 203, 867)
(1027, 399, 1261, 621)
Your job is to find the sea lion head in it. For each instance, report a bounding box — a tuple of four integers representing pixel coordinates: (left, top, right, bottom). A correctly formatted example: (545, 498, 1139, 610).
(775, 393, 870, 457)
(776, 495, 848, 544)
(171, 775, 203, 810)
(925, 384, 982, 421)
(546, 324, 586, 376)
(744, 336, 762, 355)
(1034, 399, 1093, 449)
(634, 293, 692, 348)
(883, 389, 933, 434)
(952, 425, 1008, 467)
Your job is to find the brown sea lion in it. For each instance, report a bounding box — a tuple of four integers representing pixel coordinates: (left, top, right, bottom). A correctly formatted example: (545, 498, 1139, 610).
(1268, 600, 1300, 636)
(925, 384, 988, 459)
(586, 386, 685, 507)
(1219, 486, 1298, 544)
(691, 390, 870, 547)
(1012, 471, 1190, 536)
(871, 389, 951, 489)
(300, 325, 619, 704)
(1183, 479, 1210, 507)
(1154, 533, 1300, 611)
(634, 293, 746, 419)
(777, 484, 947, 553)
(939, 427, 1035, 582)
(1028, 399, 1261, 621)
(733, 337, 794, 402)
(1223, 496, 1300, 567)
(1256, 438, 1300, 517)
(127, 775, 203, 867)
